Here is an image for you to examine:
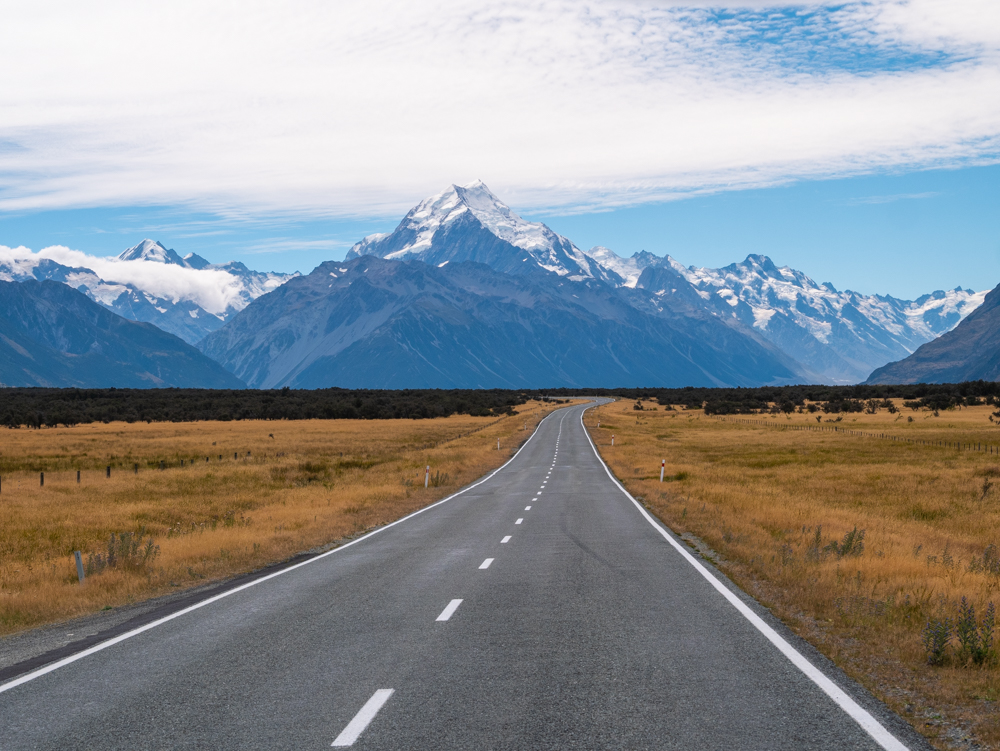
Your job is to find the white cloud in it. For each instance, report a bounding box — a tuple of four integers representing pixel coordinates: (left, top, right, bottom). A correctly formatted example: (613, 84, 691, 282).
(0, 0, 997, 216)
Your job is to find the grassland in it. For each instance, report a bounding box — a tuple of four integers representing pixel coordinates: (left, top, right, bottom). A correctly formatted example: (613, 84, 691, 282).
(587, 398, 1000, 750)
(0, 401, 565, 637)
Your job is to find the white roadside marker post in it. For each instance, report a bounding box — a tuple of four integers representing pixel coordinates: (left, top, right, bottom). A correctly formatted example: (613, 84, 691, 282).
(612, 434, 615, 446)
(660, 459, 665, 482)
(425, 465, 430, 488)
(74, 551, 85, 584)
(497, 438, 500, 450)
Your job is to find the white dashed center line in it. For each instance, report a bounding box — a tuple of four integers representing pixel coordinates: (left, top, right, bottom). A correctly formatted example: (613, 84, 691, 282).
(501, 535, 512, 543)
(525, 505, 531, 510)
(331, 689, 394, 747)
(436, 599, 463, 621)
(515, 518, 523, 524)
(479, 558, 494, 569)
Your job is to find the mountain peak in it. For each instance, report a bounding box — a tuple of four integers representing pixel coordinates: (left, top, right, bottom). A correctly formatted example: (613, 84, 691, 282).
(397, 180, 554, 256)
(346, 181, 606, 281)
(182, 252, 212, 270)
(743, 254, 780, 274)
(118, 239, 186, 266)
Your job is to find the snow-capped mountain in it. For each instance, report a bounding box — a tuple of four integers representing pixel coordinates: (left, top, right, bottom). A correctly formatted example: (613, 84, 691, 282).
(866, 282, 1000, 384)
(338, 181, 987, 384)
(202, 182, 813, 389)
(118, 238, 190, 265)
(0, 240, 297, 344)
(617, 252, 985, 384)
(347, 181, 616, 284)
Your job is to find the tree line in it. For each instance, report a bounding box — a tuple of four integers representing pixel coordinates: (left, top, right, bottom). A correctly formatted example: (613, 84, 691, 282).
(1, 382, 997, 427)
(0, 388, 538, 427)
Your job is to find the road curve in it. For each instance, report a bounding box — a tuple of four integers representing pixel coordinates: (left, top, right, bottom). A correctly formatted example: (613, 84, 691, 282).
(0, 400, 928, 750)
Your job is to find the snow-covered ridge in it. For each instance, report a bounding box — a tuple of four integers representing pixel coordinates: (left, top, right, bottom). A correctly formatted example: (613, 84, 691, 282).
(585, 246, 650, 288)
(359, 180, 559, 257)
(582, 245, 987, 383)
(666, 252, 984, 343)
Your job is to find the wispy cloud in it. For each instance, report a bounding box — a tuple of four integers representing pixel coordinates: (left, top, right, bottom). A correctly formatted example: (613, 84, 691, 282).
(0, 0, 997, 216)
(242, 239, 355, 254)
(845, 191, 942, 205)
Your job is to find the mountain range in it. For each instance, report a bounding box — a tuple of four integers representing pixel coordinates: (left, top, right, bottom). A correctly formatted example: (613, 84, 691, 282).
(0, 240, 296, 344)
(198, 255, 805, 389)
(338, 181, 983, 385)
(865, 284, 1000, 385)
(0, 181, 991, 389)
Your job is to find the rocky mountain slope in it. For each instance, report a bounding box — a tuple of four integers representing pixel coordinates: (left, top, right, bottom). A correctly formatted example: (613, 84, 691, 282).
(865, 282, 1000, 384)
(0, 280, 245, 388)
(199, 256, 807, 389)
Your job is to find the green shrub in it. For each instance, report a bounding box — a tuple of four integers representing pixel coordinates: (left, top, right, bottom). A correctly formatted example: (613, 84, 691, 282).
(957, 598, 995, 665)
(922, 616, 952, 665)
(86, 527, 160, 575)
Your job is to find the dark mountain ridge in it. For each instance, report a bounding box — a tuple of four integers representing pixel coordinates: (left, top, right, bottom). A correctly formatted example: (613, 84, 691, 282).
(0, 280, 245, 388)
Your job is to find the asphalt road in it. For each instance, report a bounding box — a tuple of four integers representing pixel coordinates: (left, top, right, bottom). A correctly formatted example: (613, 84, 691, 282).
(0, 401, 927, 750)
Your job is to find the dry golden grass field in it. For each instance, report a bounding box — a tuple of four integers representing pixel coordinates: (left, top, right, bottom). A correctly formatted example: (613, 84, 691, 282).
(587, 398, 1000, 750)
(0, 400, 565, 638)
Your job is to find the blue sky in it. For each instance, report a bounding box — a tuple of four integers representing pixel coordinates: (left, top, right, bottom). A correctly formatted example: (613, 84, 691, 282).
(0, 1, 998, 300)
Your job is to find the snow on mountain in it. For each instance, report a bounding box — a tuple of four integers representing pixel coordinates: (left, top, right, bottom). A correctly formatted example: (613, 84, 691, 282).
(592, 248, 986, 384)
(118, 239, 188, 266)
(0, 241, 296, 344)
(347, 183, 987, 384)
(584, 247, 662, 288)
(347, 181, 612, 283)
(866, 283, 1000, 385)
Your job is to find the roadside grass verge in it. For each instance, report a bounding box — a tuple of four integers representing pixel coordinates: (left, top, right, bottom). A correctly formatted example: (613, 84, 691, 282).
(0, 401, 564, 636)
(588, 399, 1000, 750)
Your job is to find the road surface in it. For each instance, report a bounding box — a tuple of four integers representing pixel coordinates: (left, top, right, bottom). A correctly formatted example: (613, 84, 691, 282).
(0, 401, 926, 750)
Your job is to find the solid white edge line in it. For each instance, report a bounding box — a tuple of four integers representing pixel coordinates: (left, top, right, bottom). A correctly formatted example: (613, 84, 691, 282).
(331, 688, 394, 747)
(578, 404, 909, 751)
(0, 406, 565, 696)
(479, 558, 494, 569)
(436, 599, 463, 622)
